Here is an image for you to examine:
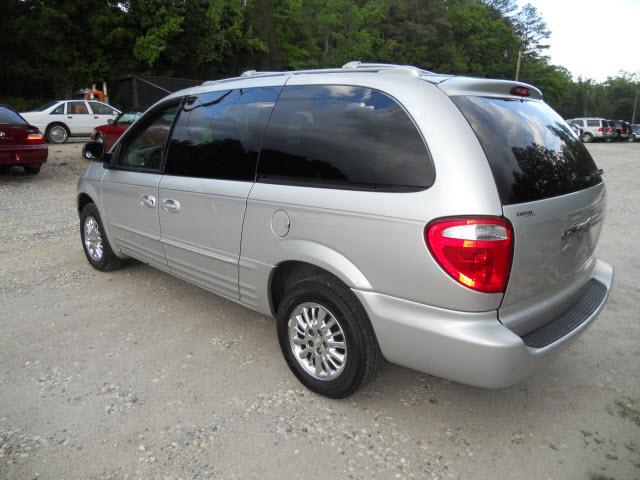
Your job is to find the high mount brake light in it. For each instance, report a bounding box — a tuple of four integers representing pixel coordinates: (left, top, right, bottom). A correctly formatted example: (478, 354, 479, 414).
(425, 217, 513, 294)
(510, 86, 530, 97)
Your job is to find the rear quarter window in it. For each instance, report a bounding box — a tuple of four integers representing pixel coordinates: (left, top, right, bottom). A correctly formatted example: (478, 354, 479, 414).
(257, 85, 434, 191)
(586, 119, 600, 127)
(452, 96, 601, 205)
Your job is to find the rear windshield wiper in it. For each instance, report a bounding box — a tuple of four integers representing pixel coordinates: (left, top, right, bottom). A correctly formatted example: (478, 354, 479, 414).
(581, 169, 603, 182)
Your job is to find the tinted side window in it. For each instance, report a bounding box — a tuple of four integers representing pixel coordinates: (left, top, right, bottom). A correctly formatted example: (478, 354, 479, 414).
(257, 85, 434, 191)
(571, 119, 584, 127)
(68, 101, 89, 114)
(165, 87, 280, 181)
(586, 119, 599, 127)
(119, 103, 178, 171)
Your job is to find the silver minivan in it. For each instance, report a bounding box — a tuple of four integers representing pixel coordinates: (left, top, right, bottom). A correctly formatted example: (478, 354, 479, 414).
(79, 63, 614, 398)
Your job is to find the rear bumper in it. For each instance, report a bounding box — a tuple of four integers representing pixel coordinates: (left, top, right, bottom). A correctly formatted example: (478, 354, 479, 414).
(0, 144, 48, 165)
(354, 259, 613, 388)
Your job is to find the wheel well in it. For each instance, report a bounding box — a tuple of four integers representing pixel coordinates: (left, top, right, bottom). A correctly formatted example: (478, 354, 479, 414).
(78, 193, 94, 213)
(46, 122, 69, 133)
(269, 261, 342, 316)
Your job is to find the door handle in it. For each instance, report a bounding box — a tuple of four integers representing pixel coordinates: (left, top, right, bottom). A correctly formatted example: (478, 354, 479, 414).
(94, 116, 99, 119)
(140, 194, 156, 208)
(67, 116, 72, 119)
(161, 199, 180, 212)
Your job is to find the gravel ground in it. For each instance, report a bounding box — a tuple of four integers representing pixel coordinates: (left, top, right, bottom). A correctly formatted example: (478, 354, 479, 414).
(1, 142, 639, 480)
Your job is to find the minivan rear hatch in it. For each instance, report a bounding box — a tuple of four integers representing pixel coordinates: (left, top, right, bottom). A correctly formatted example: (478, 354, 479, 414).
(450, 93, 605, 335)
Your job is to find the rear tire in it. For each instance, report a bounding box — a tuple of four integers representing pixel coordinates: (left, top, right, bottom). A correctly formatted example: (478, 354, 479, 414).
(80, 203, 123, 271)
(629, 134, 636, 142)
(24, 164, 41, 175)
(581, 132, 593, 143)
(276, 274, 383, 398)
(46, 123, 69, 144)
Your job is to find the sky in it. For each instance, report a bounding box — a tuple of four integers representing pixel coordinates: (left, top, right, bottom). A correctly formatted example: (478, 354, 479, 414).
(518, 0, 640, 81)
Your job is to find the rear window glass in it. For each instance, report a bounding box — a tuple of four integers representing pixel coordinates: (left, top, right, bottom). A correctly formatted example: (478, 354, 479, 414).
(0, 107, 26, 124)
(115, 112, 141, 125)
(257, 85, 434, 191)
(32, 102, 57, 112)
(452, 96, 601, 205)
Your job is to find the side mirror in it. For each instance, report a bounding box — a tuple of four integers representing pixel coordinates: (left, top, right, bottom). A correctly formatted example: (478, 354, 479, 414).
(82, 141, 111, 166)
(107, 118, 114, 124)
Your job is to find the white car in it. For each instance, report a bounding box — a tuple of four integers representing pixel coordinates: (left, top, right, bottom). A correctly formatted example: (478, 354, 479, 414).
(21, 100, 121, 144)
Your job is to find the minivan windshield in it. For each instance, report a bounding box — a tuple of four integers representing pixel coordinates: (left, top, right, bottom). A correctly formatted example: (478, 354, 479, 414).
(452, 96, 601, 205)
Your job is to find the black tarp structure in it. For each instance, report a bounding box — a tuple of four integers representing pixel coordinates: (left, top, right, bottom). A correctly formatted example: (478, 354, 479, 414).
(109, 75, 202, 111)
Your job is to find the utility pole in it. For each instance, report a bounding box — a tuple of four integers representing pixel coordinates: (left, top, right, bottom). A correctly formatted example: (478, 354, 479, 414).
(515, 49, 522, 81)
(632, 89, 639, 124)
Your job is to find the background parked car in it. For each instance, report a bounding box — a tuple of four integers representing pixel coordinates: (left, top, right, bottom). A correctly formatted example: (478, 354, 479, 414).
(630, 124, 640, 142)
(0, 105, 47, 174)
(608, 119, 631, 141)
(566, 117, 614, 143)
(20, 100, 120, 144)
(89, 111, 142, 153)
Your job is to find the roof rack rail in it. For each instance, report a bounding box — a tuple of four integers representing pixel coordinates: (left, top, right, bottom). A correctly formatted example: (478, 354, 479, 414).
(240, 69, 286, 77)
(201, 63, 437, 86)
(341, 61, 433, 75)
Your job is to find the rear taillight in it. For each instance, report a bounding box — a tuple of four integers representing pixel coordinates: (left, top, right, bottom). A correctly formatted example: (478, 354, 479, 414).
(26, 133, 45, 144)
(425, 217, 513, 294)
(597, 127, 603, 132)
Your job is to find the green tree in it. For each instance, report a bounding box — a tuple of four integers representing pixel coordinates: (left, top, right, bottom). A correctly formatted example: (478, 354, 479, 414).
(445, 1, 520, 78)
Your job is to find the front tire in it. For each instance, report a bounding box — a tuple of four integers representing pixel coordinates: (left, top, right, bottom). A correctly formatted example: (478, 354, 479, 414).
(277, 274, 383, 398)
(80, 203, 123, 271)
(46, 124, 69, 144)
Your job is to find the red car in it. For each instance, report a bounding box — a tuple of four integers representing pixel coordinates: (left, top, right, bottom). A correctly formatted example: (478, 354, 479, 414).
(88, 111, 141, 153)
(0, 105, 47, 174)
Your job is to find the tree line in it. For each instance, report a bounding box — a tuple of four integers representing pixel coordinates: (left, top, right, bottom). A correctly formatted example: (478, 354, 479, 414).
(0, 0, 637, 121)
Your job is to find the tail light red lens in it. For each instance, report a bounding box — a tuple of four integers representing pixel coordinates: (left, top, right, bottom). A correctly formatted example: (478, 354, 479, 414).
(26, 133, 45, 144)
(597, 128, 603, 132)
(425, 217, 513, 293)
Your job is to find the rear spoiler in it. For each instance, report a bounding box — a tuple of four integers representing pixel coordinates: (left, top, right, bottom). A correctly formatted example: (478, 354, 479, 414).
(434, 76, 543, 100)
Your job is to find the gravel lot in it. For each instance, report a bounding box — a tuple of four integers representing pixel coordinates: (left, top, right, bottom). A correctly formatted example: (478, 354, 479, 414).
(1, 142, 639, 480)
